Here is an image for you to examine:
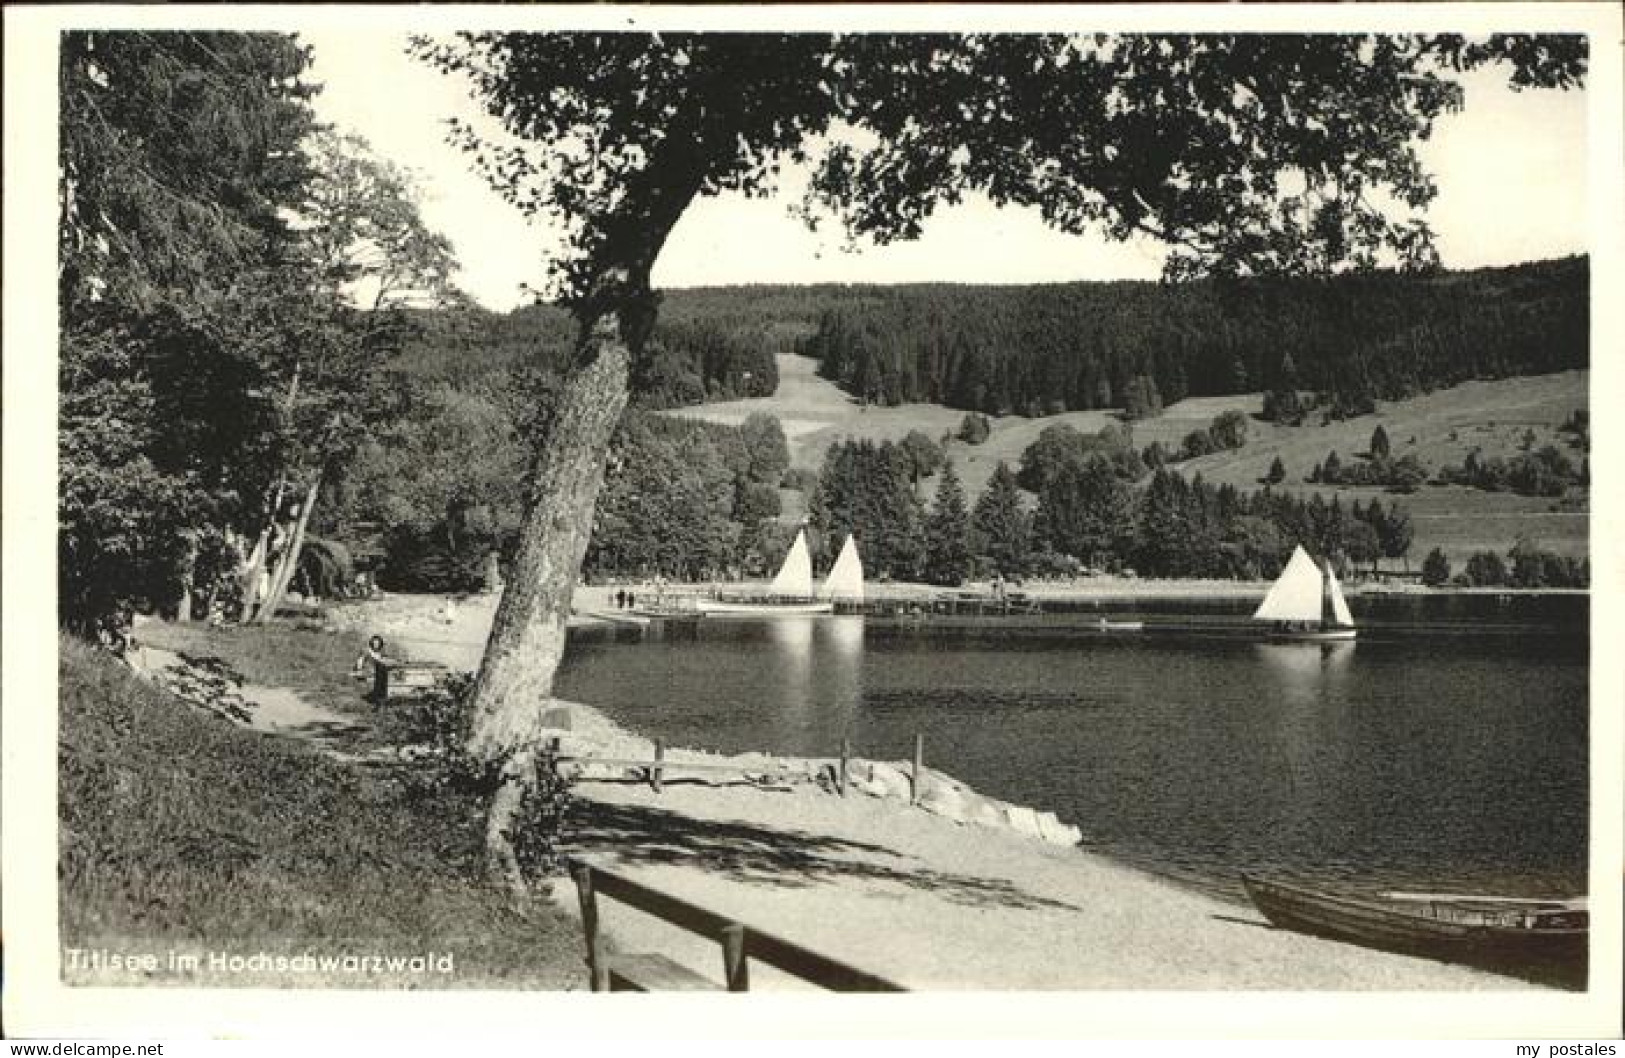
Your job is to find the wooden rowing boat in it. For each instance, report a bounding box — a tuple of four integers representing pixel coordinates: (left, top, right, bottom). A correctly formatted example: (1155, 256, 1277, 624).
(1241, 874, 1587, 980)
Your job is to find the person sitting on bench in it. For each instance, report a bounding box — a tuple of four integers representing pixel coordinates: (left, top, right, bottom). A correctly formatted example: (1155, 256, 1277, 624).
(352, 634, 395, 680)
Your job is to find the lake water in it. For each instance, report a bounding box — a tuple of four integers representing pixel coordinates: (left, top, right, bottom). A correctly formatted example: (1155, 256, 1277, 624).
(554, 594, 1589, 903)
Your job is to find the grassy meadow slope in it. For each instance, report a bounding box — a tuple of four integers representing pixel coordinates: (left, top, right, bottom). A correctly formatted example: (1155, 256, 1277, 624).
(58, 633, 581, 988)
(673, 355, 1588, 566)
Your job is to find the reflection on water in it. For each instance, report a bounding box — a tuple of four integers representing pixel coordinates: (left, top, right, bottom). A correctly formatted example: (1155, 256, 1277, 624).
(764, 617, 814, 717)
(555, 606, 1588, 899)
(1253, 642, 1356, 699)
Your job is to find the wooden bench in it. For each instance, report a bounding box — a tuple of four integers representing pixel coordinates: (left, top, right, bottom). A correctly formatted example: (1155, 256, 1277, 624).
(372, 661, 449, 702)
(568, 858, 906, 993)
(607, 953, 722, 992)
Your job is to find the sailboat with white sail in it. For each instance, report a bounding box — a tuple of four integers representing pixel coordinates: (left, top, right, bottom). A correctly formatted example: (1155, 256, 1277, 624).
(819, 534, 865, 604)
(695, 529, 861, 616)
(1252, 545, 1357, 641)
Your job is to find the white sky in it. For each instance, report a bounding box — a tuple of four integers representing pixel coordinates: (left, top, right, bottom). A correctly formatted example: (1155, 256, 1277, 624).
(302, 31, 1589, 311)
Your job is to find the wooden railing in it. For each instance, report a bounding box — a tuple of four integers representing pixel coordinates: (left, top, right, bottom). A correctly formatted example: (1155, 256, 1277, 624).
(568, 858, 907, 993)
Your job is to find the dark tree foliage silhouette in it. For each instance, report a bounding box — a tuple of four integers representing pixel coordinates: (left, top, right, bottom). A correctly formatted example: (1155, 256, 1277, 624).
(810, 439, 926, 581)
(1036, 458, 1137, 572)
(59, 31, 319, 629)
(971, 462, 1032, 576)
(797, 258, 1585, 414)
(1422, 547, 1453, 587)
(412, 29, 1586, 887)
(923, 462, 973, 586)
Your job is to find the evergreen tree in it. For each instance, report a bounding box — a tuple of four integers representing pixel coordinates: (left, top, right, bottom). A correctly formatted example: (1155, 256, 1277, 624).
(1421, 547, 1452, 587)
(809, 438, 924, 580)
(1509, 537, 1548, 588)
(1121, 374, 1164, 420)
(739, 412, 791, 485)
(1346, 521, 1381, 572)
(1370, 424, 1392, 460)
(1209, 409, 1249, 450)
(1266, 456, 1286, 485)
(1037, 458, 1136, 571)
(956, 412, 991, 445)
(1464, 550, 1509, 587)
(1137, 470, 1194, 576)
(1377, 500, 1415, 568)
(58, 31, 326, 628)
(1278, 351, 1300, 389)
(1229, 355, 1250, 393)
(971, 462, 1032, 577)
(923, 462, 972, 586)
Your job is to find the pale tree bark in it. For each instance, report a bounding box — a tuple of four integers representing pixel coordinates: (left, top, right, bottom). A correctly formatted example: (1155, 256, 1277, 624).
(253, 471, 321, 625)
(173, 530, 198, 622)
(238, 473, 287, 622)
(467, 314, 631, 891)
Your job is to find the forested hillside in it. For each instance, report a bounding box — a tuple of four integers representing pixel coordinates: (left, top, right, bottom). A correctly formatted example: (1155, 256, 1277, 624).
(343, 259, 1587, 591)
(392, 297, 784, 408)
(795, 257, 1588, 415)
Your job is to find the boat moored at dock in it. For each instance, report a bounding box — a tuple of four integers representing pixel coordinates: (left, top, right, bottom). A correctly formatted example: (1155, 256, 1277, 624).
(691, 530, 867, 617)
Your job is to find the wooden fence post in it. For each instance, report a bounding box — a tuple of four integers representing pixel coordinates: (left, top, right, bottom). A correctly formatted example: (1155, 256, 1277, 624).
(911, 733, 924, 806)
(572, 862, 609, 992)
(651, 739, 665, 794)
(838, 739, 850, 797)
(721, 923, 750, 992)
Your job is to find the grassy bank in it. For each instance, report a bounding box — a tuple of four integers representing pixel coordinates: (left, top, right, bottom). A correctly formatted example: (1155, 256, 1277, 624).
(59, 633, 583, 988)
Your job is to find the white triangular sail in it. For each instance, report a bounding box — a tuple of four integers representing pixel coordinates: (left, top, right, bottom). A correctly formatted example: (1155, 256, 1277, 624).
(819, 535, 865, 601)
(1326, 565, 1355, 628)
(768, 529, 814, 598)
(1253, 546, 1327, 624)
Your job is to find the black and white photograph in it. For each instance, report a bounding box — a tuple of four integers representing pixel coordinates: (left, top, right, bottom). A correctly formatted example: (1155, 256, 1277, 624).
(4, 2, 1621, 1041)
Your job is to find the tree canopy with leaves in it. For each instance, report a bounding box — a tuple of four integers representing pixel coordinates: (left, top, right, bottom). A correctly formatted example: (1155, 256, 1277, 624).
(59, 32, 462, 630)
(59, 31, 319, 627)
(412, 28, 1586, 888)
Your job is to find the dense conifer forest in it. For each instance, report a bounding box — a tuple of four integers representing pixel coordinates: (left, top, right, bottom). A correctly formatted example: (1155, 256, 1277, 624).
(795, 257, 1588, 415)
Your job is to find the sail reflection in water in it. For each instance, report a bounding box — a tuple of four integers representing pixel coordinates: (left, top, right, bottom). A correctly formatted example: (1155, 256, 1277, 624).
(765, 616, 815, 717)
(1254, 641, 1356, 695)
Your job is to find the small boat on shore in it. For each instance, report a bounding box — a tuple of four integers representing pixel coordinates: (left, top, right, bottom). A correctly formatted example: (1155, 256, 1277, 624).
(1252, 546, 1357, 641)
(1241, 875, 1587, 979)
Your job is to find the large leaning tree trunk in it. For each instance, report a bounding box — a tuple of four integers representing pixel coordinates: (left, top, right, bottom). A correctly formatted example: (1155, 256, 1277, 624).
(464, 312, 632, 890)
(463, 155, 709, 891)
